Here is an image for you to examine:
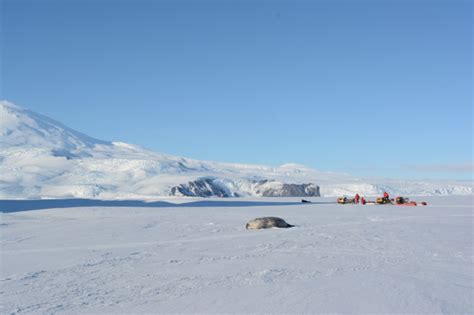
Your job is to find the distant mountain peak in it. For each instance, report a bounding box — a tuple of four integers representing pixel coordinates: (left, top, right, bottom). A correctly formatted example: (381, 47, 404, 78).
(0, 100, 110, 156)
(1, 100, 21, 110)
(278, 163, 312, 169)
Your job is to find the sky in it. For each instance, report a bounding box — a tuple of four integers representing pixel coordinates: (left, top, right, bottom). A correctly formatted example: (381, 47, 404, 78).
(1, 0, 472, 180)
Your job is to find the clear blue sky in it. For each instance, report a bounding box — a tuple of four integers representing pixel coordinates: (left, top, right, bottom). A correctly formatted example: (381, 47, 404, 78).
(1, 0, 472, 180)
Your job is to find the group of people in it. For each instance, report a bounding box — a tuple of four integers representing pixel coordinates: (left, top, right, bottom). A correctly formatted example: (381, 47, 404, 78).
(353, 193, 364, 204)
(352, 191, 390, 205)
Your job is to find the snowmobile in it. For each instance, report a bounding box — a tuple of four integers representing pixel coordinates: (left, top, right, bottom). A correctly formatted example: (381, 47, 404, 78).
(394, 196, 415, 206)
(375, 197, 392, 205)
(395, 196, 407, 204)
(337, 197, 355, 204)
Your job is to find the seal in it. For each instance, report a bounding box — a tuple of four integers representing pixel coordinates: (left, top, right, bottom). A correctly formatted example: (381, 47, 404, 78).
(245, 217, 294, 230)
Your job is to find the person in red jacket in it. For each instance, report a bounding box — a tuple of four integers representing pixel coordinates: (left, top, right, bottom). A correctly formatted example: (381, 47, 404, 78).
(383, 191, 390, 203)
(354, 193, 360, 204)
(361, 197, 366, 205)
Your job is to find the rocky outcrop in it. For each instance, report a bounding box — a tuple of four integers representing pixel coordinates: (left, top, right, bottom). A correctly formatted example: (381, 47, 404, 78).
(169, 178, 320, 197)
(169, 178, 234, 197)
(254, 180, 320, 197)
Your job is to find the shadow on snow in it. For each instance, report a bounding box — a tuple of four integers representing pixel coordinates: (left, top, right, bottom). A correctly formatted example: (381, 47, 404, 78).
(0, 199, 332, 213)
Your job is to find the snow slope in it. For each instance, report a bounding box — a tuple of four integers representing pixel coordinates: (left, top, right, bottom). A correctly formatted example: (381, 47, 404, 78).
(0, 100, 472, 199)
(1, 196, 473, 313)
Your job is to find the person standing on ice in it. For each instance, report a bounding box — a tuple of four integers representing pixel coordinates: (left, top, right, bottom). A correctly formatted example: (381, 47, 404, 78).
(361, 197, 366, 205)
(383, 191, 390, 203)
(354, 193, 360, 204)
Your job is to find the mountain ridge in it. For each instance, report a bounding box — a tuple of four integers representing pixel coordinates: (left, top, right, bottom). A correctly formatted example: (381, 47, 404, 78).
(0, 101, 471, 199)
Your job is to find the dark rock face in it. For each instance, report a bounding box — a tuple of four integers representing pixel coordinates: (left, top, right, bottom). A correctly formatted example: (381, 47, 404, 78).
(256, 183, 320, 197)
(169, 178, 320, 197)
(169, 178, 231, 197)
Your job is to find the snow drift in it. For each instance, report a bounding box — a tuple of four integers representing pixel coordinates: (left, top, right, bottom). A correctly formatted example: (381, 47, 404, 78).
(0, 100, 471, 199)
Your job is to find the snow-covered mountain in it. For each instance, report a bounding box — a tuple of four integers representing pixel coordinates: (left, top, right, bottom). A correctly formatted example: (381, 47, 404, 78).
(0, 101, 471, 199)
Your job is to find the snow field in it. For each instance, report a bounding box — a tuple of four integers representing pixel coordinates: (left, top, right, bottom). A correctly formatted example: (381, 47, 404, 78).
(1, 196, 473, 314)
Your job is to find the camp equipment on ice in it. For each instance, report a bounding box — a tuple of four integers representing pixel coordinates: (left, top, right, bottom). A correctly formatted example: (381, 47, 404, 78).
(337, 197, 355, 204)
(376, 197, 392, 204)
(395, 196, 407, 204)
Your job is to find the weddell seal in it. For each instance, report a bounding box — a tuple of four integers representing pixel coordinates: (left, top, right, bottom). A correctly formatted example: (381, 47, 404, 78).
(245, 217, 295, 230)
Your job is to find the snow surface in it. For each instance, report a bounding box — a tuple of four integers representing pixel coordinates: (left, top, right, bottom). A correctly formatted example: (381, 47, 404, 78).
(1, 100, 472, 199)
(1, 196, 473, 314)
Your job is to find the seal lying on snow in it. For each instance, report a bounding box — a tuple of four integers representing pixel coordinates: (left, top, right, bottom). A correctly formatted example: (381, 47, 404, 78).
(245, 217, 294, 230)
